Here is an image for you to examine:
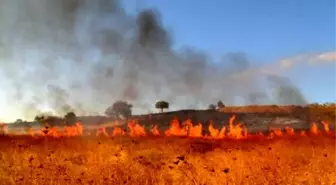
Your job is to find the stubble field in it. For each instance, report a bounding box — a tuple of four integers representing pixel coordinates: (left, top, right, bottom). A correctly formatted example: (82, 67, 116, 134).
(1, 106, 335, 185)
(0, 131, 335, 185)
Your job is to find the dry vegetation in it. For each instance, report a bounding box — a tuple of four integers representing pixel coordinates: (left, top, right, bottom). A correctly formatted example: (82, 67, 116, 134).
(135, 104, 336, 126)
(220, 105, 306, 114)
(220, 104, 336, 121)
(1, 105, 335, 185)
(220, 104, 335, 113)
(0, 134, 335, 185)
(218, 104, 336, 132)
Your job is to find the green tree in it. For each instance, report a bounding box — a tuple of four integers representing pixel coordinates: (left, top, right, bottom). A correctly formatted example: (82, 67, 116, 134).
(14, 119, 23, 124)
(34, 114, 48, 129)
(34, 115, 45, 123)
(217, 101, 225, 109)
(155, 101, 169, 113)
(64, 112, 77, 126)
(208, 104, 216, 110)
(34, 114, 63, 128)
(105, 100, 133, 119)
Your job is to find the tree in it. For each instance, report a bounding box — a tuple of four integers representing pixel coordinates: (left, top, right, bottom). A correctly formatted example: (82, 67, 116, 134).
(34, 115, 45, 123)
(155, 101, 169, 113)
(208, 104, 216, 110)
(14, 119, 23, 124)
(105, 100, 132, 119)
(34, 114, 63, 128)
(34, 115, 49, 129)
(217, 101, 225, 109)
(64, 112, 77, 126)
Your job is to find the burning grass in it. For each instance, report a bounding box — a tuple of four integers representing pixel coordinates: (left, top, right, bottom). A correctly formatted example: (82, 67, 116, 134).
(11, 115, 335, 140)
(0, 116, 335, 185)
(0, 134, 335, 185)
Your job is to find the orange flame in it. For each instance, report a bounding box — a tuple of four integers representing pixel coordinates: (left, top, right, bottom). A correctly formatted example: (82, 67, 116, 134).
(227, 115, 247, 139)
(111, 127, 125, 136)
(150, 125, 160, 136)
(0, 124, 8, 135)
(321, 121, 330, 134)
(285, 127, 295, 136)
(165, 118, 188, 137)
(310, 122, 319, 135)
(128, 120, 146, 137)
(10, 116, 335, 140)
(96, 127, 108, 137)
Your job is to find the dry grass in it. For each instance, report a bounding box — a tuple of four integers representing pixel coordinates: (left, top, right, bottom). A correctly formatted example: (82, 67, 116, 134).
(0, 135, 335, 185)
(220, 104, 335, 114)
(220, 104, 336, 124)
(220, 105, 304, 113)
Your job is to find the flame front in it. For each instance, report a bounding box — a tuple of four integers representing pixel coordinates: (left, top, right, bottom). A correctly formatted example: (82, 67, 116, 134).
(15, 115, 334, 140)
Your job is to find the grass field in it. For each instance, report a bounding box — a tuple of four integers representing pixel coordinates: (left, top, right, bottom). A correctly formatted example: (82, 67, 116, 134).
(0, 112, 335, 185)
(0, 131, 335, 185)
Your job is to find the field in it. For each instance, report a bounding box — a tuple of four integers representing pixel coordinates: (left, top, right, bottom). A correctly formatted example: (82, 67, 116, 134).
(0, 105, 335, 185)
(0, 119, 335, 184)
(0, 134, 335, 185)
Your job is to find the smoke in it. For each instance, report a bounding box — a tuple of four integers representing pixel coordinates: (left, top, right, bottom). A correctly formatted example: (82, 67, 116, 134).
(0, 0, 308, 121)
(266, 74, 307, 105)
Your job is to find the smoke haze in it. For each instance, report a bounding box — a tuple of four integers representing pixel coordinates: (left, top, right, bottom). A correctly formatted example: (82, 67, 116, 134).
(0, 0, 308, 121)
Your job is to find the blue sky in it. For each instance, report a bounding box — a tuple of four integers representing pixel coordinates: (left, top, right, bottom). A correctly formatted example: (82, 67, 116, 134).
(123, 0, 335, 103)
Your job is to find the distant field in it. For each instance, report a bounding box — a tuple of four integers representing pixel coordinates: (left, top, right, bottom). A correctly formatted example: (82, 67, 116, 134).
(220, 104, 333, 113)
(221, 105, 295, 113)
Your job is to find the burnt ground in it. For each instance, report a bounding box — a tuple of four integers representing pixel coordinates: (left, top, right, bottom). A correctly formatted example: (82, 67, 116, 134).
(113, 109, 335, 134)
(84, 107, 335, 136)
(5, 105, 336, 135)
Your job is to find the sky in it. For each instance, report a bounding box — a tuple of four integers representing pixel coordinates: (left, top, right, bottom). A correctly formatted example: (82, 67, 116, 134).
(123, 0, 336, 102)
(0, 0, 335, 122)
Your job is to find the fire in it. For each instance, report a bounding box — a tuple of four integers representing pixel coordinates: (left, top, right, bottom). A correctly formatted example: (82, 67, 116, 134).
(96, 127, 108, 137)
(321, 121, 330, 133)
(8, 115, 335, 140)
(310, 122, 319, 135)
(128, 120, 146, 137)
(164, 118, 188, 136)
(285, 127, 295, 136)
(300, 130, 307, 136)
(0, 124, 8, 135)
(112, 127, 126, 136)
(150, 125, 160, 136)
(227, 115, 247, 139)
